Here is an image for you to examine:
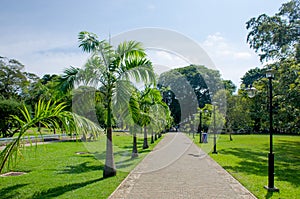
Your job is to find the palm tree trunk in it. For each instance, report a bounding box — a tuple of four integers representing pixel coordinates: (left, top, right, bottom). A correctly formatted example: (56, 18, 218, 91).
(132, 126, 138, 158)
(103, 96, 116, 178)
(143, 126, 149, 149)
(151, 129, 154, 144)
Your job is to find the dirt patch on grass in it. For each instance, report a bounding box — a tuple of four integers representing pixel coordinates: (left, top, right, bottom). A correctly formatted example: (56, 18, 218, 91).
(75, 151, 90, 155)
(0, 171, 27, 177)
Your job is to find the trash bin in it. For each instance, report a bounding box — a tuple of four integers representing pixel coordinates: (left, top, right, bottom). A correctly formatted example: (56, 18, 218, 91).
(202, 133, 208, 143)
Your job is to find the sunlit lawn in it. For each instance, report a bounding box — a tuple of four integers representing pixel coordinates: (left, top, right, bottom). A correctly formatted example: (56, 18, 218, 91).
(0, 132, 161, 198)
(191, 134, 300, 199)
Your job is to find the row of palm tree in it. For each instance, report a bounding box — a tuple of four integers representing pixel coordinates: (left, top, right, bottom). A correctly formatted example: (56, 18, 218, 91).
(127, 86, 172, 158)
(0, 31, 172, 177)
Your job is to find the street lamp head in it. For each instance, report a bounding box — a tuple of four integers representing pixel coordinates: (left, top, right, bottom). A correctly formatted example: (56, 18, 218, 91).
(266, 68, 275, 79)
(246, 85, 257, 98)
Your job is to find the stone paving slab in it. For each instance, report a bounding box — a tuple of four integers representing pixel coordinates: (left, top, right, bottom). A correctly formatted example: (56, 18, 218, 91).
(109, 132, 257, 199)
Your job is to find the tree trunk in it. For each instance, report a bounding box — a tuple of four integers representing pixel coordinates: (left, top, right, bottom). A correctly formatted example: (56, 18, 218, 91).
(143, 126, 149, 149)
(154, 133, 157, 141)
(38, 122, 41, 133)
(151, 129, 154, 144)
(103, 96, 116, 178)
(132, 128, 138, 158)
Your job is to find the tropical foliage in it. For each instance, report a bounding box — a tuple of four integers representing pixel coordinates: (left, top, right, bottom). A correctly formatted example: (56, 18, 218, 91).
(60, 31, 156, 177)
(0, 100, 102, 173)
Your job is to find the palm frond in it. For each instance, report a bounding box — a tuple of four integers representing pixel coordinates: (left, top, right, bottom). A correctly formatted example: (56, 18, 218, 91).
(59, 66, 80, 93)
(116, 41, 146, 59)
(78, 31, 100, 53)
(0, 100, 103, 173)
(120, 62, 156, 85)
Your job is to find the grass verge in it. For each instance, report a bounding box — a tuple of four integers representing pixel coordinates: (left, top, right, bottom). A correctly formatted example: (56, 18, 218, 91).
(0, 132, 162, 198)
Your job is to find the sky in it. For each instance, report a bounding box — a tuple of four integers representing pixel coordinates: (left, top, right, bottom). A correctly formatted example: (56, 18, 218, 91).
(0, 0, 288, 88)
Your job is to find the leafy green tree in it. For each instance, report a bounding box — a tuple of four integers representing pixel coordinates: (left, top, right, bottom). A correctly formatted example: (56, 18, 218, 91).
(0, 99, 24, 137)
(240, 67, 266, 88)
(60, 31, 155, 177)
(158, 65, 224, 124)
(222, 80, 236, 95)
(0, 56, 38, 99)
(246, 0, 300, 62)
(239, 58, 300, 134)
(271, 59, 300, 133)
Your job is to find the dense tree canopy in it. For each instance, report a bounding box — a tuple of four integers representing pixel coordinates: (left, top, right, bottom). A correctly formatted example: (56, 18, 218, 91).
(158, 65, 226, 125)
(246, 0, 300, 62)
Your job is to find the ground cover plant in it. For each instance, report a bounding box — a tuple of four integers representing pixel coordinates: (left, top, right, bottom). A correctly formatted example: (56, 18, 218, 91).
(0, 132, 161, 198)
(192, 134, 300, 199)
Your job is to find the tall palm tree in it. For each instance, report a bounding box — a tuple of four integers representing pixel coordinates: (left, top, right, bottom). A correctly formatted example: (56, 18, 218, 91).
(60, 32, 155, 177)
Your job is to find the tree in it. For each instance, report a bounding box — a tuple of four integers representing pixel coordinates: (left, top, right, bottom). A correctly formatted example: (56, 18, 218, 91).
(239, 58, 300, 134)
(127, 86, 171, 157)
(60, 31, 155, 178)
(0, 100, 101, 173)
(158, 65, 224, 125)
(0, 99, 24, 137)
(0, 56, 38, 100)
(246, 0, 300, 62)
(222, 80, 236, 95)
(240, 67, 266, 88)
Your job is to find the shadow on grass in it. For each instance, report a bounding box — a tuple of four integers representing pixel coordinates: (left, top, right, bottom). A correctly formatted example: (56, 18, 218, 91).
(265, 191, 274, 199)
(59, 162, 103, 174)
(218, 138, 300, 187)
(0, 184, 29, 199)
(31, 177, 104, 198)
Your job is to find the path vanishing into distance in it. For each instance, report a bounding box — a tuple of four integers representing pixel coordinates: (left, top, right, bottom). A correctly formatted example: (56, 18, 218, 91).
(109, 132, 257, 199)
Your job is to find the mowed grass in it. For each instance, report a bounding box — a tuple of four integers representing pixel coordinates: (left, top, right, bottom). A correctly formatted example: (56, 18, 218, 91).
(192, 134, 300, 199)
(0, 132, 162, 199)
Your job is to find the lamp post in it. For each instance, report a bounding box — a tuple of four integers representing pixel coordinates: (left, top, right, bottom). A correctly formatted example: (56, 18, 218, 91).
(265, 69, 279, 192)
(212, 102, 217, 154)
(246, 68, 279, 192)
(199, 110, 203, 143)
(199, 109, 208, 143)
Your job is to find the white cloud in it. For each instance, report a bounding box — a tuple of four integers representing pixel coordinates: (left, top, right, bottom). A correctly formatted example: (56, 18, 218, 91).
(200, 32, 261, 88)
(0, 32, 87, 76)
(146, 49, 189, 75)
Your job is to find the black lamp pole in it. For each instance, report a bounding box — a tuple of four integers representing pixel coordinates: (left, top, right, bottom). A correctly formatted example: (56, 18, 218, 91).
(265, 71, 279, 192)
(199, 110, 202, 143)
(246, 69, 279, 191)
(212, 103, 217, 154)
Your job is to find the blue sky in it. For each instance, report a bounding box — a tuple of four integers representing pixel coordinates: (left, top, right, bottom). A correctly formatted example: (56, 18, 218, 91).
(0, 0, 288, 87)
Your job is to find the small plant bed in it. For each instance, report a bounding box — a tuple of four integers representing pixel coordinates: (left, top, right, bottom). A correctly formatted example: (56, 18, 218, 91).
(0, 133, 162, 198)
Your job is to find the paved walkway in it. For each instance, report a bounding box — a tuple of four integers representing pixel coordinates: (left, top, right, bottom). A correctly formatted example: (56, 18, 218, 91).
(109, 132, 257, 199)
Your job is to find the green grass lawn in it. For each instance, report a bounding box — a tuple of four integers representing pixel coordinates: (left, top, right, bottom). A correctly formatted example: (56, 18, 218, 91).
(0, 132, 162, 199)
(191, 134, 300, 199)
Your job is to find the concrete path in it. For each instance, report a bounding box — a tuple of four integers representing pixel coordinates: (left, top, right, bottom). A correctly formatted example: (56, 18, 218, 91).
(109, 132, 257, 199)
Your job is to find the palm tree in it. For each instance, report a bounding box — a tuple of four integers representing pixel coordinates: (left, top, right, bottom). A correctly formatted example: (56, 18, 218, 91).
(60, 32, 155, 177)
(0, 100, 101, 173)
(128, 91, 141, 158)
(129, 86, 171, 149)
